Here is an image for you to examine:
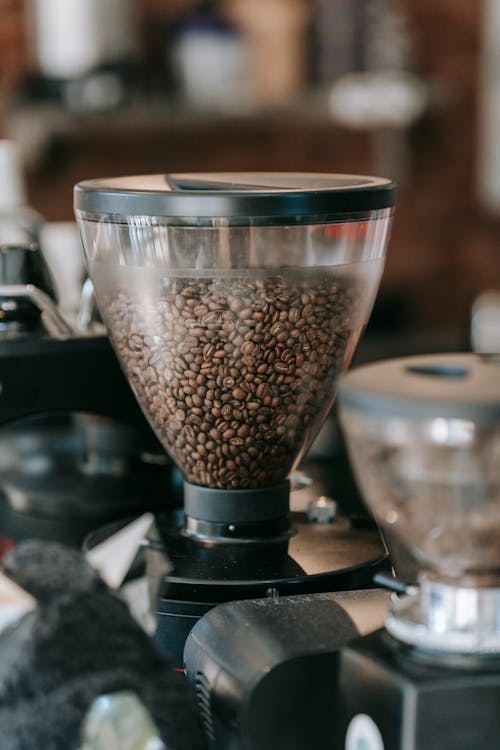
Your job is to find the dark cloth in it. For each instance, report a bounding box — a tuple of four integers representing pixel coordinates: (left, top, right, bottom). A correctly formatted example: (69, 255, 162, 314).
(3, 540, 105, 601)
(0, 541, 206, 750)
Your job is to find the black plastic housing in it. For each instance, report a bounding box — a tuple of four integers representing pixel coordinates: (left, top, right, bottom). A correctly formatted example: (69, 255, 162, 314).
(184, 590, 390, 750)
(336, 629, 500, 750)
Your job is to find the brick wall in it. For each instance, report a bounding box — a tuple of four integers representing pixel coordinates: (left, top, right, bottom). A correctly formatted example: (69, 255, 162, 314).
(388, 0, 500, 336)
(0, 0, 28, 132)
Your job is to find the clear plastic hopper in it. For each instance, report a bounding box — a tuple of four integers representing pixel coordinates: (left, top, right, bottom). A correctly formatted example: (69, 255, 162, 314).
(75, 173, 394, 536)
(338, 353, 500, 654)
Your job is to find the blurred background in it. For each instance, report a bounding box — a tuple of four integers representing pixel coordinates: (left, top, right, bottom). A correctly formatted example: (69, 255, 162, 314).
(0, 0, 499, 357)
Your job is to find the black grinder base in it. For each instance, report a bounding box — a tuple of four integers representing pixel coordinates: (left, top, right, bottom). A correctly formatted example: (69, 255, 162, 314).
(336, 629, 500, 750)
(151, 479, 388, 668)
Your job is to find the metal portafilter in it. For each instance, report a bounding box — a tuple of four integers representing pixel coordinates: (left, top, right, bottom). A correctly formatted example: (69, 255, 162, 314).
(337, 353, 500, 655)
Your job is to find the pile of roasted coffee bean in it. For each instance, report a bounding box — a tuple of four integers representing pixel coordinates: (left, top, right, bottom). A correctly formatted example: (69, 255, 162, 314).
(103, 273, 361, 489)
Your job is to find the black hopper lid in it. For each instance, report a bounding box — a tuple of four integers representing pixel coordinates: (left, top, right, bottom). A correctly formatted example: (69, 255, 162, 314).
(74, 172, 396, 221)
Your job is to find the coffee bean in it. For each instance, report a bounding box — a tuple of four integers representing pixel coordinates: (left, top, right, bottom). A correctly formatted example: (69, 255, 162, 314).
(270, 322, 285, 336)
(128, 334, 143, 350)
(230, 436, 245, 446)
(101, 271, 362, 489)
(241, 341, 259, 356)
(237, 423, 249, 438)
(274, 361, 289, 374)
(256, 382, 270, 399)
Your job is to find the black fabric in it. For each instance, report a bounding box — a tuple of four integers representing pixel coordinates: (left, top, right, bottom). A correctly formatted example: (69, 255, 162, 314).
(2, 540, 105, 601)
(0, 541, 206, 750)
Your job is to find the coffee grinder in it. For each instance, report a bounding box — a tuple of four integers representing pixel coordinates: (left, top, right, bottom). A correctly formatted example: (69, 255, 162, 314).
(336, 353, 500, 750)
(74, 172, 395, 665)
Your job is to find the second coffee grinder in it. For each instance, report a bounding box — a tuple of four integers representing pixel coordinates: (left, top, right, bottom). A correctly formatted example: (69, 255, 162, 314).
(336, 353, 500, 750)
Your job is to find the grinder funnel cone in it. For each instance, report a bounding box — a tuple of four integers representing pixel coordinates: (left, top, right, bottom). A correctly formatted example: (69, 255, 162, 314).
(75, 173, 394, 529)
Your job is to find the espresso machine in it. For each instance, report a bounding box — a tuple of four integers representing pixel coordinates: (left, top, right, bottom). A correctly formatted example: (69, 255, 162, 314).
(0, 138, 176, 552)
(74, 171, 395, 666)
(0, 237, 175, 550)
(334, 352, 500, 750)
